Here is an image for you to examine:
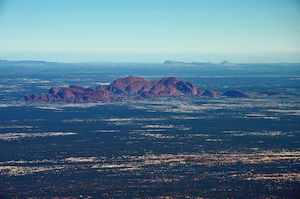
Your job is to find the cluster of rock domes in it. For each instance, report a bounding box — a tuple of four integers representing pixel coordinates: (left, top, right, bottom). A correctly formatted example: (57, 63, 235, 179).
(24, 76, 281, 103)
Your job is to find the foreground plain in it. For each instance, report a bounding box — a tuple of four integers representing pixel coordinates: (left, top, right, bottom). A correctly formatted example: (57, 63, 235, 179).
(0, 62, 299, 198)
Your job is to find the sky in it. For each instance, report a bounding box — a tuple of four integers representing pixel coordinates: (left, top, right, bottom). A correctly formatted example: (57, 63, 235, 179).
(0, 0, 300, 63)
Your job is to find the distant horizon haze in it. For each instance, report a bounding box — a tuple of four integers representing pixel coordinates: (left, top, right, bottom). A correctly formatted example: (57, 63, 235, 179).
(0, 51, 300, 64)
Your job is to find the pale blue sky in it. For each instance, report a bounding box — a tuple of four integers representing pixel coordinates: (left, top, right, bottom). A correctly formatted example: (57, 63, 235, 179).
(0, 0, 299, 63)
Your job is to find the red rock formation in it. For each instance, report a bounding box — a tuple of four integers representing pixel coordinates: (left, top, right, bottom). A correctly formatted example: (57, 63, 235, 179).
(26, 85, 111, 103)
(158, 85, 181, 96)
(140, 91, 160, 98)
(139, 81, 160, 93)
(24, 95, 32, 101)
(158, 77, 179, 86)
(49, 87, 59, 95)
(201, 90, 217, 97)
(175, 81, 198, 94)
(125, 81, 148, 94)
(150, 83, 167, 94)
(197, 89, 205, 95)
(31, 94, 39, 100)
(24, 76, 258, 103)
(186, 82, 198, 95)
(222, 90, 252, 98)
(95, 85, 105, 90)
(106, 76, 148, 93)
(57, 87, 76, 99)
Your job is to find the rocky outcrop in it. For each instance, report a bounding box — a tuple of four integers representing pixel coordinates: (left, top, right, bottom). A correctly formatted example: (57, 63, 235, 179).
(25, 85, 111, 103)
(138, 81, 159, 93)
(24, 76, 255, 103)
(176, 81, 198, 94)
(49, 87, 59, 95)
(106, 76, 148, 94)
(202, 90, 218, 97)
(140, 91, 160, 98)
(197, 89, 205, 95)
(222, 90, 252, 98)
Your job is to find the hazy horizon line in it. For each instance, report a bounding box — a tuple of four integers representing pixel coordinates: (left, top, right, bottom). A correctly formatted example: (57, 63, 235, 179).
(1, 58, 300, 65)
(1, 51, 300, 64)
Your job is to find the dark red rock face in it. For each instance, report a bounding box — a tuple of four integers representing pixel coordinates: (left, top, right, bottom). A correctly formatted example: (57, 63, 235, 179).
(25, 85, 111, 103)
(105, 76, 206, 98)
(222, 90, 252, 98)
(49, 87, 59, 95)
(197, 89, 205, 95)
(150, 83, 167, 94)
(139, 81, 160, 93)
(140, 91, 160, 98)
(158, 85, 181, 96)
(24, 76, 255, 103)
(106, 76, 148, 93)
(201, 90, 217, 97)
(57, 88, 76, 99)
(125, 81, 148, 94)
(24, 95, 32, 101)
(95, 85, 105, 90)
(175, 81, 198, 94)
(158, 77, 179, 87)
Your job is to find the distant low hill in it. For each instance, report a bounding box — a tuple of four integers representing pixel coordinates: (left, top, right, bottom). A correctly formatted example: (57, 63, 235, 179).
(218, 60, 236, 66)
(0, 59, 59, 66)
(163, 60, 213, 65)
(163, 60, 236, 66)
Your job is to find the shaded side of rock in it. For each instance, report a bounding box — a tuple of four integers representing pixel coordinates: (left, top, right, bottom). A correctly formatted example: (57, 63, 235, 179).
(176, 81, 198, 94)
(27, 85, 111, 103)
(57, 87, 76, 99)
(24, 95, 32, 101)
(158, 77, 179, 87)
(158, 85, 181, 96)
(139, 81, 160, 93)
(125, 81, 148, 94)
(223, 90, 252, 98)
(150, 83, 167, 94)
(31, 94, 40, 100)
(201, 90, 217, 97)
(106, 76, 148, 93)
(49, 87, 59, 95)
(140, 91, 159, 98)
(115, 90, 128, 95)
(197, 89, 204, 95)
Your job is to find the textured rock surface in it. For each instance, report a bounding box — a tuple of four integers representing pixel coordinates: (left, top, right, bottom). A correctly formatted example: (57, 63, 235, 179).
(26, 85, 111, 103)
(201, 90, 218, 97)
(139, 81, 160, 93)
(222, 90, 252, 98)
(140, 91, 160, 98)
(24, 76, 255, 103)
(106, 76, 148, 94)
